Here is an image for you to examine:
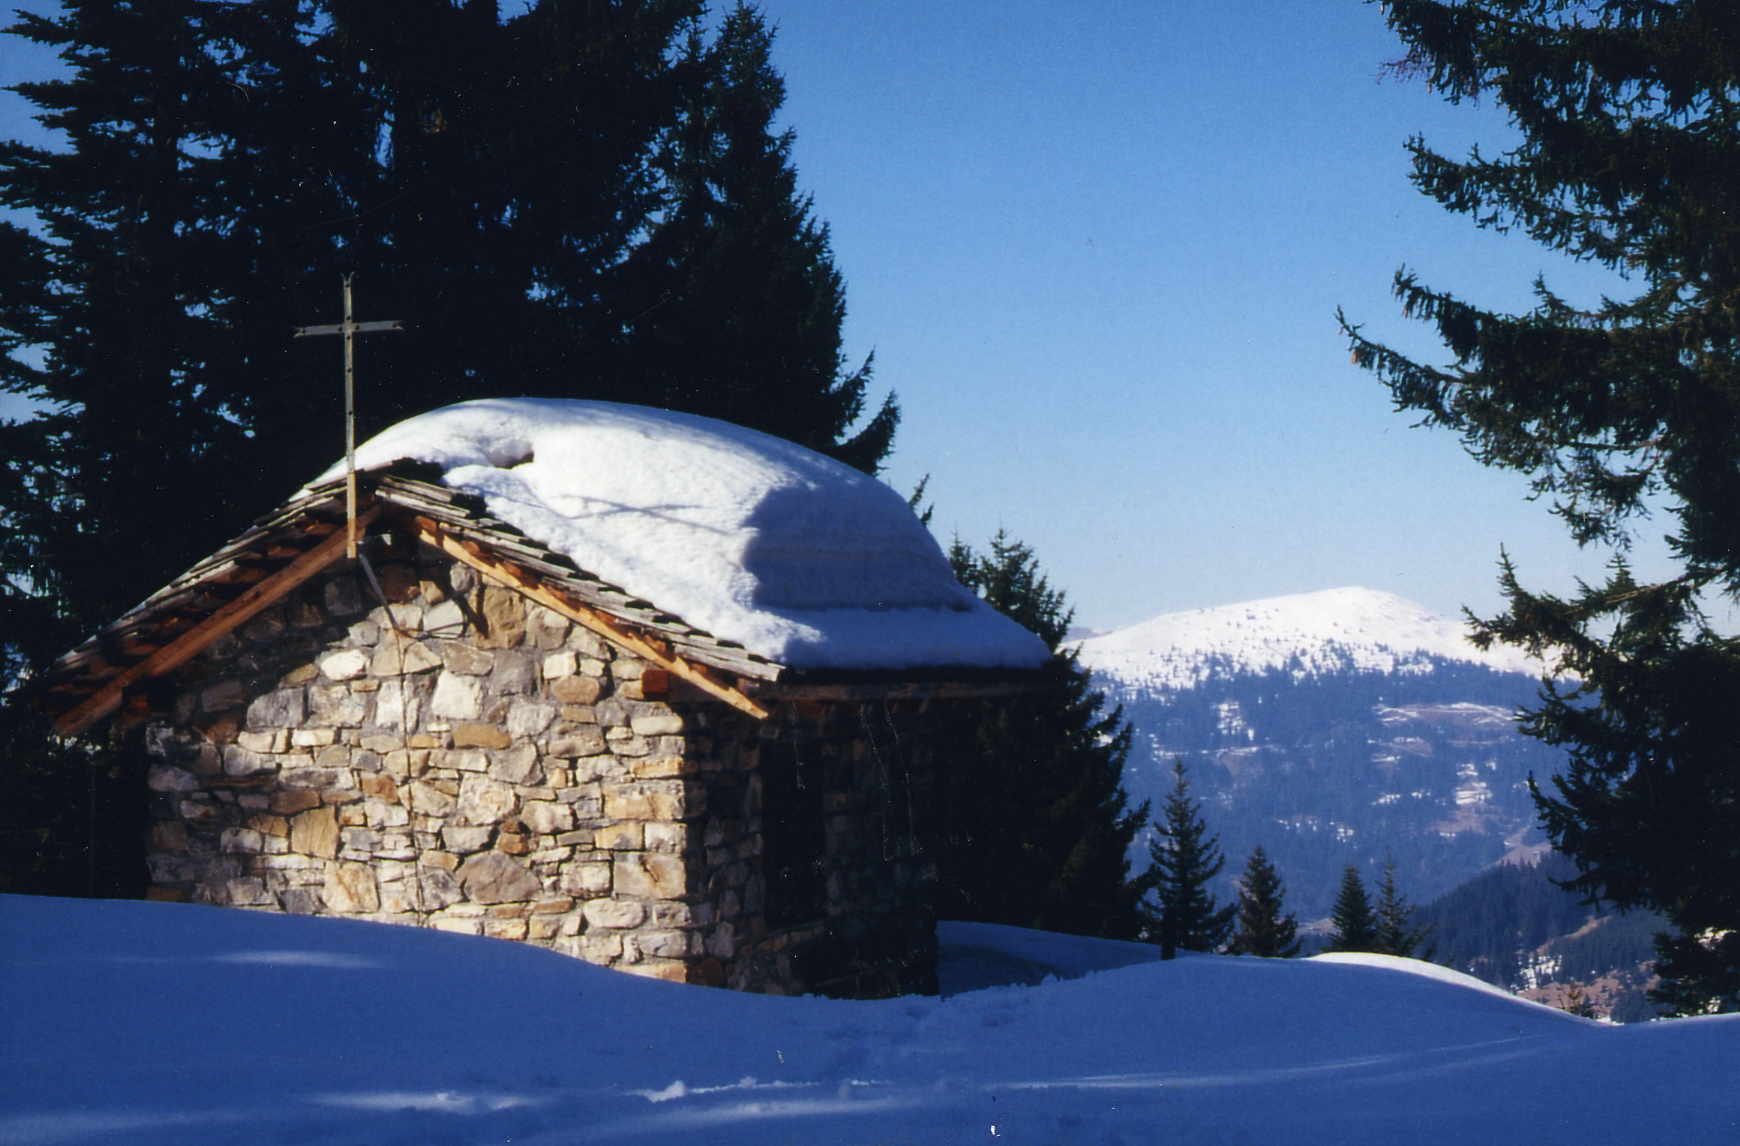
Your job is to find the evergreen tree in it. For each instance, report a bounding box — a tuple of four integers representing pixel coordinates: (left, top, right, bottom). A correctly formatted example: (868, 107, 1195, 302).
(1341, 1, 1740, 1012)
(613, 4, 897, 471)
(1373, 859, 1430, 959)
(1231, 845, 1300, 958)
(934, 530, 1149, 939)
(1328, 866, 1378, 952)
(0, 1, 899, 893)
(1144, 760, 1234, 958)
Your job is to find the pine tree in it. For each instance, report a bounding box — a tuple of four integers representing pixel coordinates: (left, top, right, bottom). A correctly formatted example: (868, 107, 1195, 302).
(1341, 1, 1740, 1012)
(1144, 760, 1234, 959)
(1373, 860, 1430, 959)
(614, 4, 897, 471)
(1231, 846, 1300, 958)
(934, 531, 1150, 939)
(1328, 866, 1378, 953)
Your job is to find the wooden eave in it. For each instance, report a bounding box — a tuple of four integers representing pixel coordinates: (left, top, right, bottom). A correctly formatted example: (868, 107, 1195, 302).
(38, 466, 1040, 735)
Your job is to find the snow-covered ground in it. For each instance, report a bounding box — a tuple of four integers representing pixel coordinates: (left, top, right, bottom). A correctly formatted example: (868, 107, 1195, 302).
(4, 896, 1735, 1144)
(1076, 586, 1543, 690)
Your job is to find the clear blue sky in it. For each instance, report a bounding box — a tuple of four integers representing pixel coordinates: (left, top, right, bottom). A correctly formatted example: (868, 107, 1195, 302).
(0, 3, 1684, 630)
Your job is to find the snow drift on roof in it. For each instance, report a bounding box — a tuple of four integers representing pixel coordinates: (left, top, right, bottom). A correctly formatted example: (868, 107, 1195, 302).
(310, 398, 1048, 671)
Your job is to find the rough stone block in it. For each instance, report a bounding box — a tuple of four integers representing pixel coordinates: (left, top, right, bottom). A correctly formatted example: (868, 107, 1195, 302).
(491, 651, 537, 695)
(644, 821, 687, 852)
(431, 672, 483, 720)
(582, 898, 645, 929)
(458, 851, 542, 904)
(408, 781, 457, 818)
(542, 651, 577, 680)
(520, 800, 574, 835)
(548, 729, 606, 759)
(374, 680, 421, 730)
(220, 828, 263, 854)
(439, 642, 495, 676)
(237, 728, 289, 754)
(560, 862, 612, 896)
(506, 702, 557, 740)
(455, 776, 516, 825)
(269, 789, 322, 816)
(147, 765, 198, 793)
(201, 680, 247, 713)
(452, 722, 512, 750)
(359, 773, 398, 802)
(476, 586, 527, 649)
(613, 852, 685, 899)
(247, 688, 305, 729)
(549, 675, 601, 705)
(319, 649, 369, 681)
(442, 825, 493, 854)
(424, 599, 466, 635)
(370, 641, 442, 677)
(593, 822, 643, 850)
(292, 728, 338, 748)
(322, 863, 379, 912)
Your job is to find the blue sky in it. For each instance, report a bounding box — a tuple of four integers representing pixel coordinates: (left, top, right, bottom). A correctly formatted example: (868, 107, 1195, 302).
(0, 3, 1682, 630)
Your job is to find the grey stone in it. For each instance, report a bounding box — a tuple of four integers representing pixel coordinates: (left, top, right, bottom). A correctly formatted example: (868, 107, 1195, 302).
(490, 651, 537, 696)
(246, 688, 305, 728)
(488, 742, 543, 786)
(424, 599, 466, 635)
(419, 867, 464, 909)
(458, 851, 542, 904)
(442, 825, 494, 853)
(375, 680, 422, 730)
(506, 701, 557, 740)
(222, 746, 273, 777)
(547, 728, 606, 759)
(455, 776, 516, 826)
(147, 765, 198, 792)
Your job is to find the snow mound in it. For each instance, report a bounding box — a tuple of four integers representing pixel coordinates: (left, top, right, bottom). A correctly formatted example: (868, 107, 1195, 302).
(8, 894, 1738, 1146)
(1075, 586, 1542, 691)
(308, 399, 1048, 671)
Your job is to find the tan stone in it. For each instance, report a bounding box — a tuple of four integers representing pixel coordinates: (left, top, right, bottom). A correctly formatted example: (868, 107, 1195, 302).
(269, 789, 322, 815)
(358, 772, 398, 802)
(629, 712, 683, 737)
(420, 849, 460, 872)
(593, 822, 643, 850)
(483, 919, 529, 941)
(549, 675, 601, 705)
(604, 783, 685, 822)
(442, 825, 493, 853)
(290, 806, 340, 858)
(644, 821, 687, 852)
(407, 781, 457, 817)
(631, 756, 688, 779)
(322, 862, 380, 912)
(476, 586, 527, 649)
(612, 852, 685, 898)
(548, 728, 606, 759)
(520, 800, 574, 835)
(496, 832, 530, 856)
(451, 722, 512, 750)
(619, 960, 690, 983)
(249, 814, 290, 838)
(237, 728, 290, 754)
(281, 663, 319, 686)
(292, 728, 338, 748)
(541, 651, 577, 679)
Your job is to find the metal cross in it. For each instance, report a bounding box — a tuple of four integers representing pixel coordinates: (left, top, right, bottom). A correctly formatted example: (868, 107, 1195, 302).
(294, 274, 402, 559)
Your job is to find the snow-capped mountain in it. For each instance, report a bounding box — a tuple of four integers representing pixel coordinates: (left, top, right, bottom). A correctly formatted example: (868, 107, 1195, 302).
(1077, 587, 1562, 921)
(1075, 586, 1541, 691)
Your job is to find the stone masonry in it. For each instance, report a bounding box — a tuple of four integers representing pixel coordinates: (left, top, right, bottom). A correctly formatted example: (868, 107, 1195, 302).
(137, 532, 940, 996)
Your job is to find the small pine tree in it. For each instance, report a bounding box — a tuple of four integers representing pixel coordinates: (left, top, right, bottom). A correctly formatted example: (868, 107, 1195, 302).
(1328, 865, 1378, 952)
(1373, 859, 1431, 959)
(1144, 760, 1234, 959)
(1231, 846, 1300, 958)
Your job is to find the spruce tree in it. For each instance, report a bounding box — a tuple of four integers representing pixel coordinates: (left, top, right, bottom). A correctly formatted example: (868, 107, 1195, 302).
(934, 531, 1150, 939)
(1144, 760, 1234, 959)
(1373, 860, 1430, 959)
(1328, 866, 1378, 953)
(1231, 845, 1300, 958)
(1342, 1, 1740, 1012)
(614, 4, 897, 472)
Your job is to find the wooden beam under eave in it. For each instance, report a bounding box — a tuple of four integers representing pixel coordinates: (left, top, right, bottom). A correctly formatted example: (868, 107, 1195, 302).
(51, 509, 380, 736)
(410, 517, 771, 720)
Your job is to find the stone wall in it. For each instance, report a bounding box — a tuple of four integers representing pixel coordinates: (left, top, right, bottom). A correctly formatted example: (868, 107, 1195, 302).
(137, 530, 939, 996)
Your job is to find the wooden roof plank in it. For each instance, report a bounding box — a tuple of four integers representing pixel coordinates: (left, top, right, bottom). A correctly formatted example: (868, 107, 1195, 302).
(411, 517, 776, 718)
(51, 505, 381, 736)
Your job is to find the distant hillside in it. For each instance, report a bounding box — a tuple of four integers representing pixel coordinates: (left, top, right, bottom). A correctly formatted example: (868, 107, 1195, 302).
(1417, 854, 1667, 1023)
(1079, 587, 1564, 920)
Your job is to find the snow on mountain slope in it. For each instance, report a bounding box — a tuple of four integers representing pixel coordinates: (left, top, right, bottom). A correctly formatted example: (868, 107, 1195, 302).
(1075, 586, 1542, 691)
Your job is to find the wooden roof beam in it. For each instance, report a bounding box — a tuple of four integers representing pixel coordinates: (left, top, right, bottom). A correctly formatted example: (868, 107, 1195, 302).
(410, 517, 772, 721)
(51, 505, 381, 736)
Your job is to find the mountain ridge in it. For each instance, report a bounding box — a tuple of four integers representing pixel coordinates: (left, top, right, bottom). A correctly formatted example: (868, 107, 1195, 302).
(1075, 586, 1542, 692)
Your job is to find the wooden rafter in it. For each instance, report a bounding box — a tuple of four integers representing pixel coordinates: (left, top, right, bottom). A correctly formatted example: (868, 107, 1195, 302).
(52, 508, 380, 736)
(410, 517, 771, 720)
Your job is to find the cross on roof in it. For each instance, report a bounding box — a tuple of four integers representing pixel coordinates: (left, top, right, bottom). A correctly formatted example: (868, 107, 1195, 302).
(294, 274, 402, 558)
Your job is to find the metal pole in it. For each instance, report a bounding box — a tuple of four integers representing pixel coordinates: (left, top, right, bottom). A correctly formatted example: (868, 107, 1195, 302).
(343, 273, 358, 559)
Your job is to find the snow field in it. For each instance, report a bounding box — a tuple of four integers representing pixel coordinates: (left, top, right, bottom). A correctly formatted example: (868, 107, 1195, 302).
(3, 895, 1736, 1145)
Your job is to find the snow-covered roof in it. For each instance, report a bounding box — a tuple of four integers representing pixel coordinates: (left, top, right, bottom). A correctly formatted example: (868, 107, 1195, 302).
(311, 398, 1049, 672)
